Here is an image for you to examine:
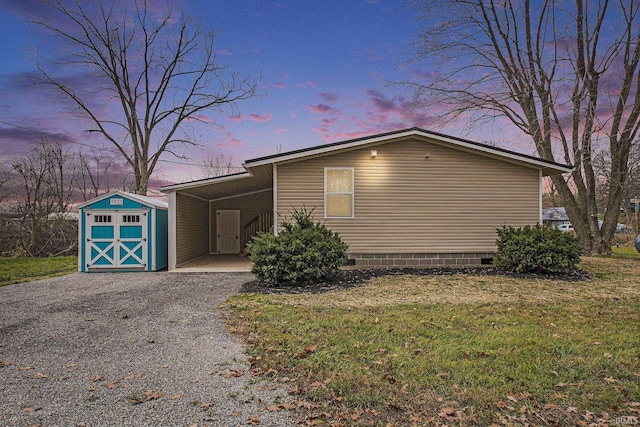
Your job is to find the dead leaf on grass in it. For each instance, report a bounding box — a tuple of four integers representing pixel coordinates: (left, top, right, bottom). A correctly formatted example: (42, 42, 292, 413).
(247, 415, 260, 425)
(36, 372, 47, 379)
(439, 407, 456, 418)
(170, 393, 184, 400)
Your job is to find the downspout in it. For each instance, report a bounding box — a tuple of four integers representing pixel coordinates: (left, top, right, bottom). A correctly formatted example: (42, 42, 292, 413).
(168, 191, 177, 271)
(273, 163, 278, 235)
(539, 169, 543, 225)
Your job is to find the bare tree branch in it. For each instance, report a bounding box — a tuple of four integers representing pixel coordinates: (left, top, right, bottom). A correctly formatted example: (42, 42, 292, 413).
(406, 0, 640, 254)
(30, 0, 258, 194)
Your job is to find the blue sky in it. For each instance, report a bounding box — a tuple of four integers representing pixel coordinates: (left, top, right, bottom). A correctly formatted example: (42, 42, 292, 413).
(0, 0, 526, 186)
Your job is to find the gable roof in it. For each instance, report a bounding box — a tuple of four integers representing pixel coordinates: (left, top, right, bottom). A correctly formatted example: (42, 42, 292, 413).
(243, 127, 573, 174)
(78, 190, 168, 209)
(542, 207, 569, 221)
(160, 127, 573, 196)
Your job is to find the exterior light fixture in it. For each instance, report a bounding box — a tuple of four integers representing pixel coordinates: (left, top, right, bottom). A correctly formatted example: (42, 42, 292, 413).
(370, 149, 377, 158)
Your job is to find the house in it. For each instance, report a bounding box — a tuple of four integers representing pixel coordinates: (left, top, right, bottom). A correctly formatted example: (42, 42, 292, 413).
(160, 128, 572, 270)
(542, 207, 571, 229)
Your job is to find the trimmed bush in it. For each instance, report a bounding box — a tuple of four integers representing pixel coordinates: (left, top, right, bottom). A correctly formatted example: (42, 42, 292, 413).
(247, 208, 349, 287)
(495, 224, 582, 274)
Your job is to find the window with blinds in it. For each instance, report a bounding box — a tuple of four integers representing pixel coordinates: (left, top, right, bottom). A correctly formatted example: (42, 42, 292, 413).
(325, 167, 354, 218)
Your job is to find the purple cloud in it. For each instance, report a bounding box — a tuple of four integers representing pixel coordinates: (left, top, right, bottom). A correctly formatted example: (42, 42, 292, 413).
(306, 104, 340, 114)
(319, 93, 339, 103)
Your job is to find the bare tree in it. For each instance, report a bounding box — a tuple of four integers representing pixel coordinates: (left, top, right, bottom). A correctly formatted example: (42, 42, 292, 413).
(77, 148, 116, 200)
(32, 0, 257, 195)
(594, 140, 640, 224)
(407, 0, 640, 254)
(198, 153, 240, 179)
(10, 140, 77, 256)
(0, 164, 10, 204)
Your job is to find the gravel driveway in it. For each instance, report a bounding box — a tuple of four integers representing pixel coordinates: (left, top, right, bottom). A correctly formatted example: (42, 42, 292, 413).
(0, 272, 293, 427)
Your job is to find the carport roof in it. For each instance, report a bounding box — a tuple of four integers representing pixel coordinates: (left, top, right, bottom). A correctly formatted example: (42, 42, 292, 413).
(160, 167, 273, 201)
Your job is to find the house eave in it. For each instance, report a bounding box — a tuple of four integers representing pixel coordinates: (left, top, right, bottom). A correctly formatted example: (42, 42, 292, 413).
(242, 127, 573, 175)
(159, 172, 253, 192)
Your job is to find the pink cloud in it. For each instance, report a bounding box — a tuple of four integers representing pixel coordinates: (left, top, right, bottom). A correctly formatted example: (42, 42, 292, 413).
(227, 114, 243, 123)
(190, 114, 212, 123)
(271, 82, 286, 89)
(217, 132, 242, 148)
(272, 127, 288, 135)
(248, 113, 272, 123)
(306, 104, 340, 114)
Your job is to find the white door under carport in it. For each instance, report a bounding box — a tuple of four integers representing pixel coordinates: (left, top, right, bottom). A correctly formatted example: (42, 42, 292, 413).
(216, 210, 240, 254)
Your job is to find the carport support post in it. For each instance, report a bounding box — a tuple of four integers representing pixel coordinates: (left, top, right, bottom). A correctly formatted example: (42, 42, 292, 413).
(168, 191, 177, 271)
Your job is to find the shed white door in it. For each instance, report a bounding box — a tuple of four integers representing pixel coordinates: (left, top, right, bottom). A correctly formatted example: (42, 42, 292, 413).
(216, 210, 240, 254)
(85, 211, 147, 269)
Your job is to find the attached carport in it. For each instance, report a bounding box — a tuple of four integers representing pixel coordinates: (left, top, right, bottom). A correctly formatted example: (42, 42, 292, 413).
(160, 167, 273, 271)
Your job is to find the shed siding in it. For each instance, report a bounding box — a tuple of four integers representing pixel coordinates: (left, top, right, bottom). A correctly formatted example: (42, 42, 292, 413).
(209, 190, 273, 252)
(155, 209, 168, 270)
(276, 137, 539, 254)
(176, 193, 208, 265)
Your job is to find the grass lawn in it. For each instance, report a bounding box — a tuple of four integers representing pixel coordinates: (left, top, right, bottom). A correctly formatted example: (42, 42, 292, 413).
(226, 250, 640, 426)
(0, 256, 78, 287)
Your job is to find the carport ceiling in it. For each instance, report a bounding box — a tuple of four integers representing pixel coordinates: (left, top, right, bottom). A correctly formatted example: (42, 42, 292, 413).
(164, 165, 273, 201)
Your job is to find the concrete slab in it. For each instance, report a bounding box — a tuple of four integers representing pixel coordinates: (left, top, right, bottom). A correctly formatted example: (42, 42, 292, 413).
(172, 254, 252, 272)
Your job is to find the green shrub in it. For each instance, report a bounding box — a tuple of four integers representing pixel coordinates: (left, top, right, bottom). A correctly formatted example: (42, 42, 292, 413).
(495, 224, 582, 274)
(247, 208, 349, 287)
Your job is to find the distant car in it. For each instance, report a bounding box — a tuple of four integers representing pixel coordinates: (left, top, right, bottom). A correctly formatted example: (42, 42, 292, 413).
(557, 223, 574, 232)
(597, 220, 630, 232)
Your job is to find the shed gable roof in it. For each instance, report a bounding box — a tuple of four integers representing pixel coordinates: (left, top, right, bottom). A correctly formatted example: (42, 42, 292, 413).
(78, 190, 168, 209)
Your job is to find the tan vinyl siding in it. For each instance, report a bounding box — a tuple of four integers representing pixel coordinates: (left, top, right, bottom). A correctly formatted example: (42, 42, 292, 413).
(176, 193, 209, 265)
(276, 137, 540, 254)
(209, 190, 273, 252)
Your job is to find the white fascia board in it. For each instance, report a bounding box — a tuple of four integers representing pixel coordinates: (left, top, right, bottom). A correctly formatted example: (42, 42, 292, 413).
(159, 172, 252, 192)
(243, 129, 573, 174)
(418, 132, 574, 174)
(243, 130, 418, 168)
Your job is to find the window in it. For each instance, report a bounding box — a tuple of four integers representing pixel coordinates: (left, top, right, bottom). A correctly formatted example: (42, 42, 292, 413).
(325, 167, 354, 218)
(94, 215, 112, 223)
(122, 215, 140, 223)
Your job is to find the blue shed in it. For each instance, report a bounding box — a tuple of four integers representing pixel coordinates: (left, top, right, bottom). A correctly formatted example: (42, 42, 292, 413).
(78, 191, 168, 272)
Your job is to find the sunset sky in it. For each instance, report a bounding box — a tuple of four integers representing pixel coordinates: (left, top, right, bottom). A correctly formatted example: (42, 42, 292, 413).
(0, 0, 529, 188)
